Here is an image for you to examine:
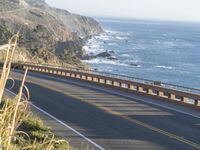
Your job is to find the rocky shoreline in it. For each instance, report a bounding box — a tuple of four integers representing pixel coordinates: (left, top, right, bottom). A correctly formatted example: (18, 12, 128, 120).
(0, 0, 103, 69)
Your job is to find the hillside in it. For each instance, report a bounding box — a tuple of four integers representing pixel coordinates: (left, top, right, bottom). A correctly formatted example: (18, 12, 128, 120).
(0, 0, 103, 68)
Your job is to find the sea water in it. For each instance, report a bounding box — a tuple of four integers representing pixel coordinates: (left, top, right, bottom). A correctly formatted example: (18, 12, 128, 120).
(82, 18, 200, 89)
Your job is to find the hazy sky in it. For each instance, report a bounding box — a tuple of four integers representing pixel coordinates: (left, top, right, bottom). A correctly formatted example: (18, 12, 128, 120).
(46, 0, 200, 22)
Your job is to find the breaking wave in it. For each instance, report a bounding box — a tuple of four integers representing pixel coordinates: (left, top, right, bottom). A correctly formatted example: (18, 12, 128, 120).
(82, 58, 128, 66)
(156, 65, 173, 70)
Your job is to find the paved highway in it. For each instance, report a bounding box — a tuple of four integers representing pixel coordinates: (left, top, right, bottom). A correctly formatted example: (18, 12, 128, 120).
(8, 70, 200, 150)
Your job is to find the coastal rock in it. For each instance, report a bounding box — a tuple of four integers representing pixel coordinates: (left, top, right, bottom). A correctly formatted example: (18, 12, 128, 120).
(92, 51, 118, 60)
(130, 63, 140, 67)
(109, 50, 115, 54)
(107, 56, 118, 60)
(95, 51, 112, 58)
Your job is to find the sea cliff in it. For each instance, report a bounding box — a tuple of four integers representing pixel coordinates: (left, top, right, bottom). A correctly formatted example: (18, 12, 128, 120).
(0, 0, 103, 68)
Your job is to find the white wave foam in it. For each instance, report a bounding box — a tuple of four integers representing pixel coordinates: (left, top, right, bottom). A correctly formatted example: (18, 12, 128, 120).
(163, 40, 194, 48)
(96, 34, 111, 41)
(116, 36, 127, 40)
(108, 43, 117, 46)
(105, 29, 129, 36)
(163, 41, 177, 47)
(156, 65, 173, 70)
(121, 54, 130, 57)
(82, 58, 128, 66)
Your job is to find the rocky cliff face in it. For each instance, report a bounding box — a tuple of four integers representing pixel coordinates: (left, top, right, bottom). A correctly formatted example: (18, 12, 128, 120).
(0, 0, 103, 68)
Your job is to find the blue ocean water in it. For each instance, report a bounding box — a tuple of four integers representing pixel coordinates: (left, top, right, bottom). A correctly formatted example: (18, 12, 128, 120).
(82, 18, 200, 89)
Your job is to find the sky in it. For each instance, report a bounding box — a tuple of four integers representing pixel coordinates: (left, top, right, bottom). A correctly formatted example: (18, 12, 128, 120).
(46, 0, 200, 22)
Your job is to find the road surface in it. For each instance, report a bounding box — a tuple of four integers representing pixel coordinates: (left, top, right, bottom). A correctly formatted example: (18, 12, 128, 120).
(7, 70, 200, 150)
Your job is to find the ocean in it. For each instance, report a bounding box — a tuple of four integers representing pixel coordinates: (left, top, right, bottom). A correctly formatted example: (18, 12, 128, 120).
(82, 18, 200, 89)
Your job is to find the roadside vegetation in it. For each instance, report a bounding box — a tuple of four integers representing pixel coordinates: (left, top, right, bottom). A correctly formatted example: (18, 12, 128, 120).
(0, 99, 71, 150)
(0, 33, 72, 149)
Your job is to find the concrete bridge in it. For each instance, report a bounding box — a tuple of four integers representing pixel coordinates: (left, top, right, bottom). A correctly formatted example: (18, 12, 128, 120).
(5, 62, 200, 149)
(18, 63, 200, 108)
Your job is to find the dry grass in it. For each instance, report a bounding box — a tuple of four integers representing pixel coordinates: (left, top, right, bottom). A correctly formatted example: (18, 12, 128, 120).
(0, 34, 72, 149)
(0, 99, 71, 150)
(0, 33, 19, 103)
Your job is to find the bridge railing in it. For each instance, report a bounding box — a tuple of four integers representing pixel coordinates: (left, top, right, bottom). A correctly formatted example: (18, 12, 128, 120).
(17, 63, 200, 108)
(21, 62, 200, 95)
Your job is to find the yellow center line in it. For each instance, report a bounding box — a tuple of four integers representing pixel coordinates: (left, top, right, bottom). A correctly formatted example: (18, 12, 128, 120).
(26, 80, 200, 149)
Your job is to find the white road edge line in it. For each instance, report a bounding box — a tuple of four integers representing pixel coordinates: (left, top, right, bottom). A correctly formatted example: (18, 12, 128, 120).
(25, 71, 200, 120)
(30, 103, 105, 150)
(6, 89, 105, 150)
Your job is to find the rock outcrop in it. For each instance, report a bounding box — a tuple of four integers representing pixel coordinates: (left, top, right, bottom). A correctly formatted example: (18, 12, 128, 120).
(0, 0, 103, 68)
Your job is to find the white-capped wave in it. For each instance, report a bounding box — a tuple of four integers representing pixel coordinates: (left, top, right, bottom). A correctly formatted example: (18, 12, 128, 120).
(121, 54, 130, 57)
(116, 36, 127, 40)
(156, 65, 173, 70)
(163, 41, 177, 48)
(82, 58, 128, 66)
(108, 43, 117, 46)
(83, 45, 105, 56)
(96, 34, 111, 41)
(163, 40, 194, 49)
(105, 29, 129, 36)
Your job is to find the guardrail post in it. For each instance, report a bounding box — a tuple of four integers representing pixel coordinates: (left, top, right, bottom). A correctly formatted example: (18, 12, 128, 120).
(76, 74, 80, 78)
(72, 73, 75, 77)
(121, 83, 128, 88)
(87, 76, 92, 81)
(158, 91, 164, 97)
(81, 75, 86, 80)
(99, 79, 105, 84)
(92, 77, 97, 82)
(106, 80, 112, 85)
(169, 94, 176, 100)
(138, 86, 143, 92)
(195, 100, 200, 106)
(182, 97, 188, 103)
(148, 89, 154, 95)
(129, 85, 136, 90)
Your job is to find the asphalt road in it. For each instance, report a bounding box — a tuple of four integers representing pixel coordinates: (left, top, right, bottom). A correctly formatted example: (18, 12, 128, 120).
(7, 70, 200, 150)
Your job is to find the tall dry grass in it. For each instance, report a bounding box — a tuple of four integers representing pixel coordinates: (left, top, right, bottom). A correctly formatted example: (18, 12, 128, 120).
(0, 33, 19, 103)
(0, 34, 71, 149)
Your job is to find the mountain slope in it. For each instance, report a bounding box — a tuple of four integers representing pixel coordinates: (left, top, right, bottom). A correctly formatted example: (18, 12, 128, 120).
(0, 0, 103, 68)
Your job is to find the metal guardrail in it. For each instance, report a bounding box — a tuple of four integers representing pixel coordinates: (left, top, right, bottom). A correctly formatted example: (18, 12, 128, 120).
(21, 62, 200, 95)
